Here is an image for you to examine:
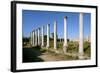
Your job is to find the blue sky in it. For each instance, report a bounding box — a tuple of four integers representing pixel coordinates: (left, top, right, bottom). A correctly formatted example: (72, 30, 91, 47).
(22, 10, 91, 39)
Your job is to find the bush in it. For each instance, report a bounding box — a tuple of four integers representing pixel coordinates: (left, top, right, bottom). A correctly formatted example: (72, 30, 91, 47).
(67, 41, 79, 53)
(83, 41, 91, 57)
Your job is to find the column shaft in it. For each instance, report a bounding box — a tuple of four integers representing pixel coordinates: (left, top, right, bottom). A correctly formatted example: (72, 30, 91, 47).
(32, 31, 35, 46)
(63, 16, 68, 54)
(47, 24, 50, 48)
(35, 30, 38, 46)
(79, 13, 84, 59)
(54, 21, 57, 50)
(30, 32, 33, 45)
(41, 26, 44, 47)
(38, 28, 40, 45)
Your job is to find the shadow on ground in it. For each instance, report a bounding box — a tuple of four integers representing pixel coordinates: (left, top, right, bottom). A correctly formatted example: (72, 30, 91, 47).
(23, 46, 45, 63)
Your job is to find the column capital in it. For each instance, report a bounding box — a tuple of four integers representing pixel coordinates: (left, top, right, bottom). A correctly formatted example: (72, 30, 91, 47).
(38, 27, 40, 30)
(64, 16, 68, 19)
(47, 24, 50, 26)
(32, 30, 35, 32)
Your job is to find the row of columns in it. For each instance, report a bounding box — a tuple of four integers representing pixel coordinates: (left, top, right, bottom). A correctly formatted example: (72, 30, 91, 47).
(30, 13, 84, 59)
(30, 24, 50, 48)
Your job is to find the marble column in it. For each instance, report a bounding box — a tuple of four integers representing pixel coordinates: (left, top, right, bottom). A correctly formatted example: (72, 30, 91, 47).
(46, 24, 50, 49)
(54, 21, 57, 50)
(32, 30, 35, 46)
(79, 13, 84, 59)
(63, 16, 68, 54)
(41, 26, 44, 47)
(30, 32, 33, 45)
(38, 28, 40, 45)
(35, 29, 38, 46)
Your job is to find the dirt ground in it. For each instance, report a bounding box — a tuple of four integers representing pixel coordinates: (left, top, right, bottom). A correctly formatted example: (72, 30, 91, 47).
(23, 46, 78, 63)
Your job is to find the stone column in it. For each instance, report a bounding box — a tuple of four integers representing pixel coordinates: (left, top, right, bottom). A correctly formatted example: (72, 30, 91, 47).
(32, 30, 35, 46)
(79, 13, 84, 59)
(30, 32, 33, 46)
(46, 24, 50, 49)
(38, 28, 40, 45)
(41, 26, 44, 47)
(35, 29, 38, 46)
(54, 21, 57, 50)
(63, 16, 68, 54)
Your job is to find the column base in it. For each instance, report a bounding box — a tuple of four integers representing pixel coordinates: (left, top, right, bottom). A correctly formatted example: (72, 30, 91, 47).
(63, 46, 67, 54)
(78, 53, 84, 60)
(35, 43, 37, 46)
(46, 45, 49, 49)
(41, 45, 44, 48)
(32, 45, 34, 47)
(41, 45, 44, 47)
(54, 49, 59, 54)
